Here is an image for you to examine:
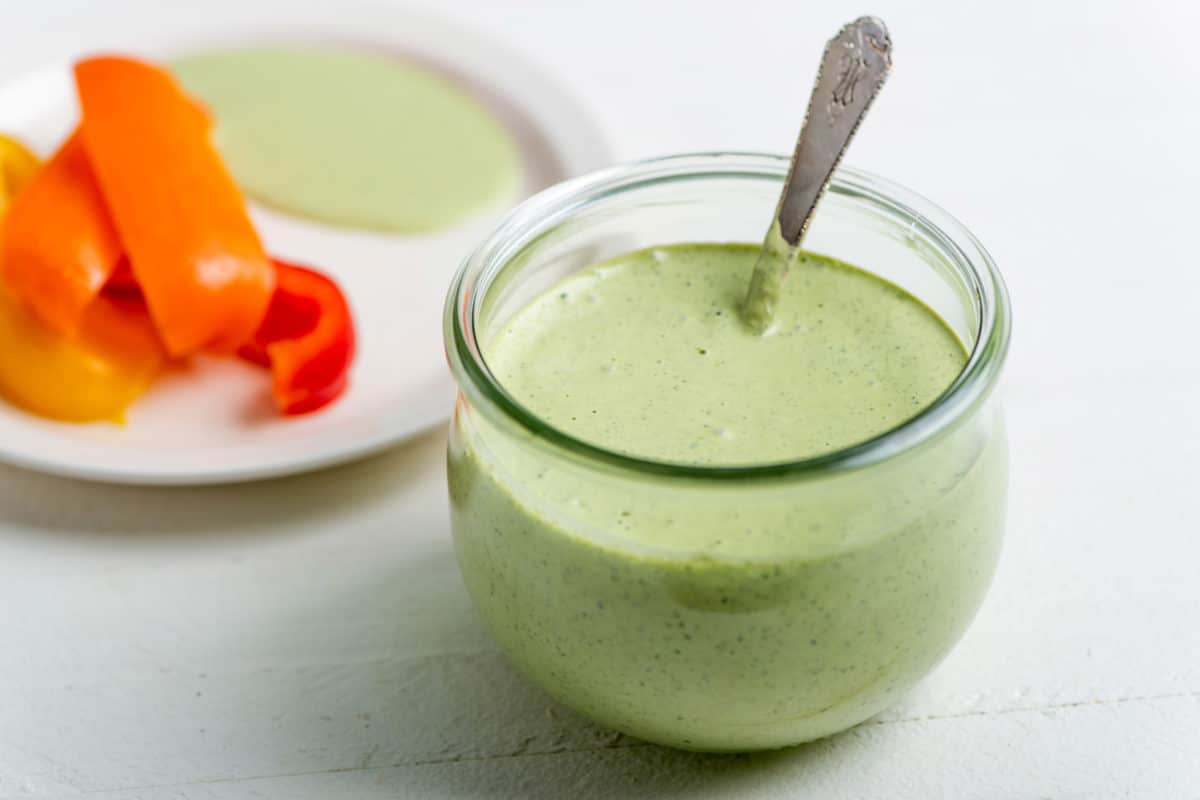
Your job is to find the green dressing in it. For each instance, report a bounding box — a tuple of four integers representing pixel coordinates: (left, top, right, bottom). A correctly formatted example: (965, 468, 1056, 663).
(448, 243, 1005, 749)
(172, 45, 520, 232)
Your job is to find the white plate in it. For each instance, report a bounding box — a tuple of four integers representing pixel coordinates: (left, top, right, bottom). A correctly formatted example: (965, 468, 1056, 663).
(0, 0, 610, 485)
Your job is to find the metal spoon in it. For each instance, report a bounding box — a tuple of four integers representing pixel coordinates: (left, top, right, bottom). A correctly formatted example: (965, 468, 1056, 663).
(742, 16, 893, 334)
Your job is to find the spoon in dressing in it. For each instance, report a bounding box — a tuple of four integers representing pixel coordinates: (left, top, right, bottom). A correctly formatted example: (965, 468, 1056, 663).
(742, 16, 893, 334)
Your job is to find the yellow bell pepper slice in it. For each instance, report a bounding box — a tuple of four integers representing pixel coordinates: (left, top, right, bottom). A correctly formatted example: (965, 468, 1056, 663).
(0, 287, 167, 423)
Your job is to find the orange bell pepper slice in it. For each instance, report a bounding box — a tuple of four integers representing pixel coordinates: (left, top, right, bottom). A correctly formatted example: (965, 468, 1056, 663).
(0, 285, 166, 423)
(1, 131, 123, 334)
(240, 260, 356, 415)
(75, 56, 274, 358)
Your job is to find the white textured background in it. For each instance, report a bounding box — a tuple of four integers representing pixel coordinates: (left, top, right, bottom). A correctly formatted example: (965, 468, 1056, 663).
(2, 0, 1199, 797)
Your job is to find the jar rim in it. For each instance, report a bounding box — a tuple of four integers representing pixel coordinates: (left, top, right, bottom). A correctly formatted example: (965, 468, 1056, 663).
(444, 152, 1011, 481)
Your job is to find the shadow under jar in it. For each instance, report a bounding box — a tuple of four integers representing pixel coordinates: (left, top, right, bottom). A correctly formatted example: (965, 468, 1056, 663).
(444, 153, 1011, 752)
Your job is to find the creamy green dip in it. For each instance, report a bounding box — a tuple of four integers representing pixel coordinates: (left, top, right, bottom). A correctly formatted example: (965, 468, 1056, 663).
(448, 243, 1006, 750)
(172, 45, 520, 232)
(487, 243, 965, 465)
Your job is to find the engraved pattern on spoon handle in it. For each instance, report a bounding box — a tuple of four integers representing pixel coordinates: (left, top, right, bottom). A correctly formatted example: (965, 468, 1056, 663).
(776, 16, 892, 246)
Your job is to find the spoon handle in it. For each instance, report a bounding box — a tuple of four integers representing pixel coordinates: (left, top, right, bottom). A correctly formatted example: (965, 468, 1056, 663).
(742, 16, 892, 334)
(776, 16, 893, 246)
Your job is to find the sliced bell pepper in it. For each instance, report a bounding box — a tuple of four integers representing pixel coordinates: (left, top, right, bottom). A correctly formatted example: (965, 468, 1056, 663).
(75, 56, 274, 358)
(0, 285, 167, 423)
(1, 131, 124, 334)
(0, 133, 164, 423)
(240, 259, 355, 415)
(0, 133, 40, 216)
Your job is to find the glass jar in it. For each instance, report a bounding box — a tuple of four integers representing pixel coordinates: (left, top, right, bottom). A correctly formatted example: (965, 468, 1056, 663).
(444, 153, 1011, 752)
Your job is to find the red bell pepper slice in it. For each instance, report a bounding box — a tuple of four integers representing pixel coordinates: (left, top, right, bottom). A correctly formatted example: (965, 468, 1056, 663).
(240, 259, 355, 415)
(103, 257, 140, 296)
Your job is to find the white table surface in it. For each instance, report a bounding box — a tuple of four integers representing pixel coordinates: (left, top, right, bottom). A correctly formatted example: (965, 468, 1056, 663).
(3, 0, 1199, 797)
